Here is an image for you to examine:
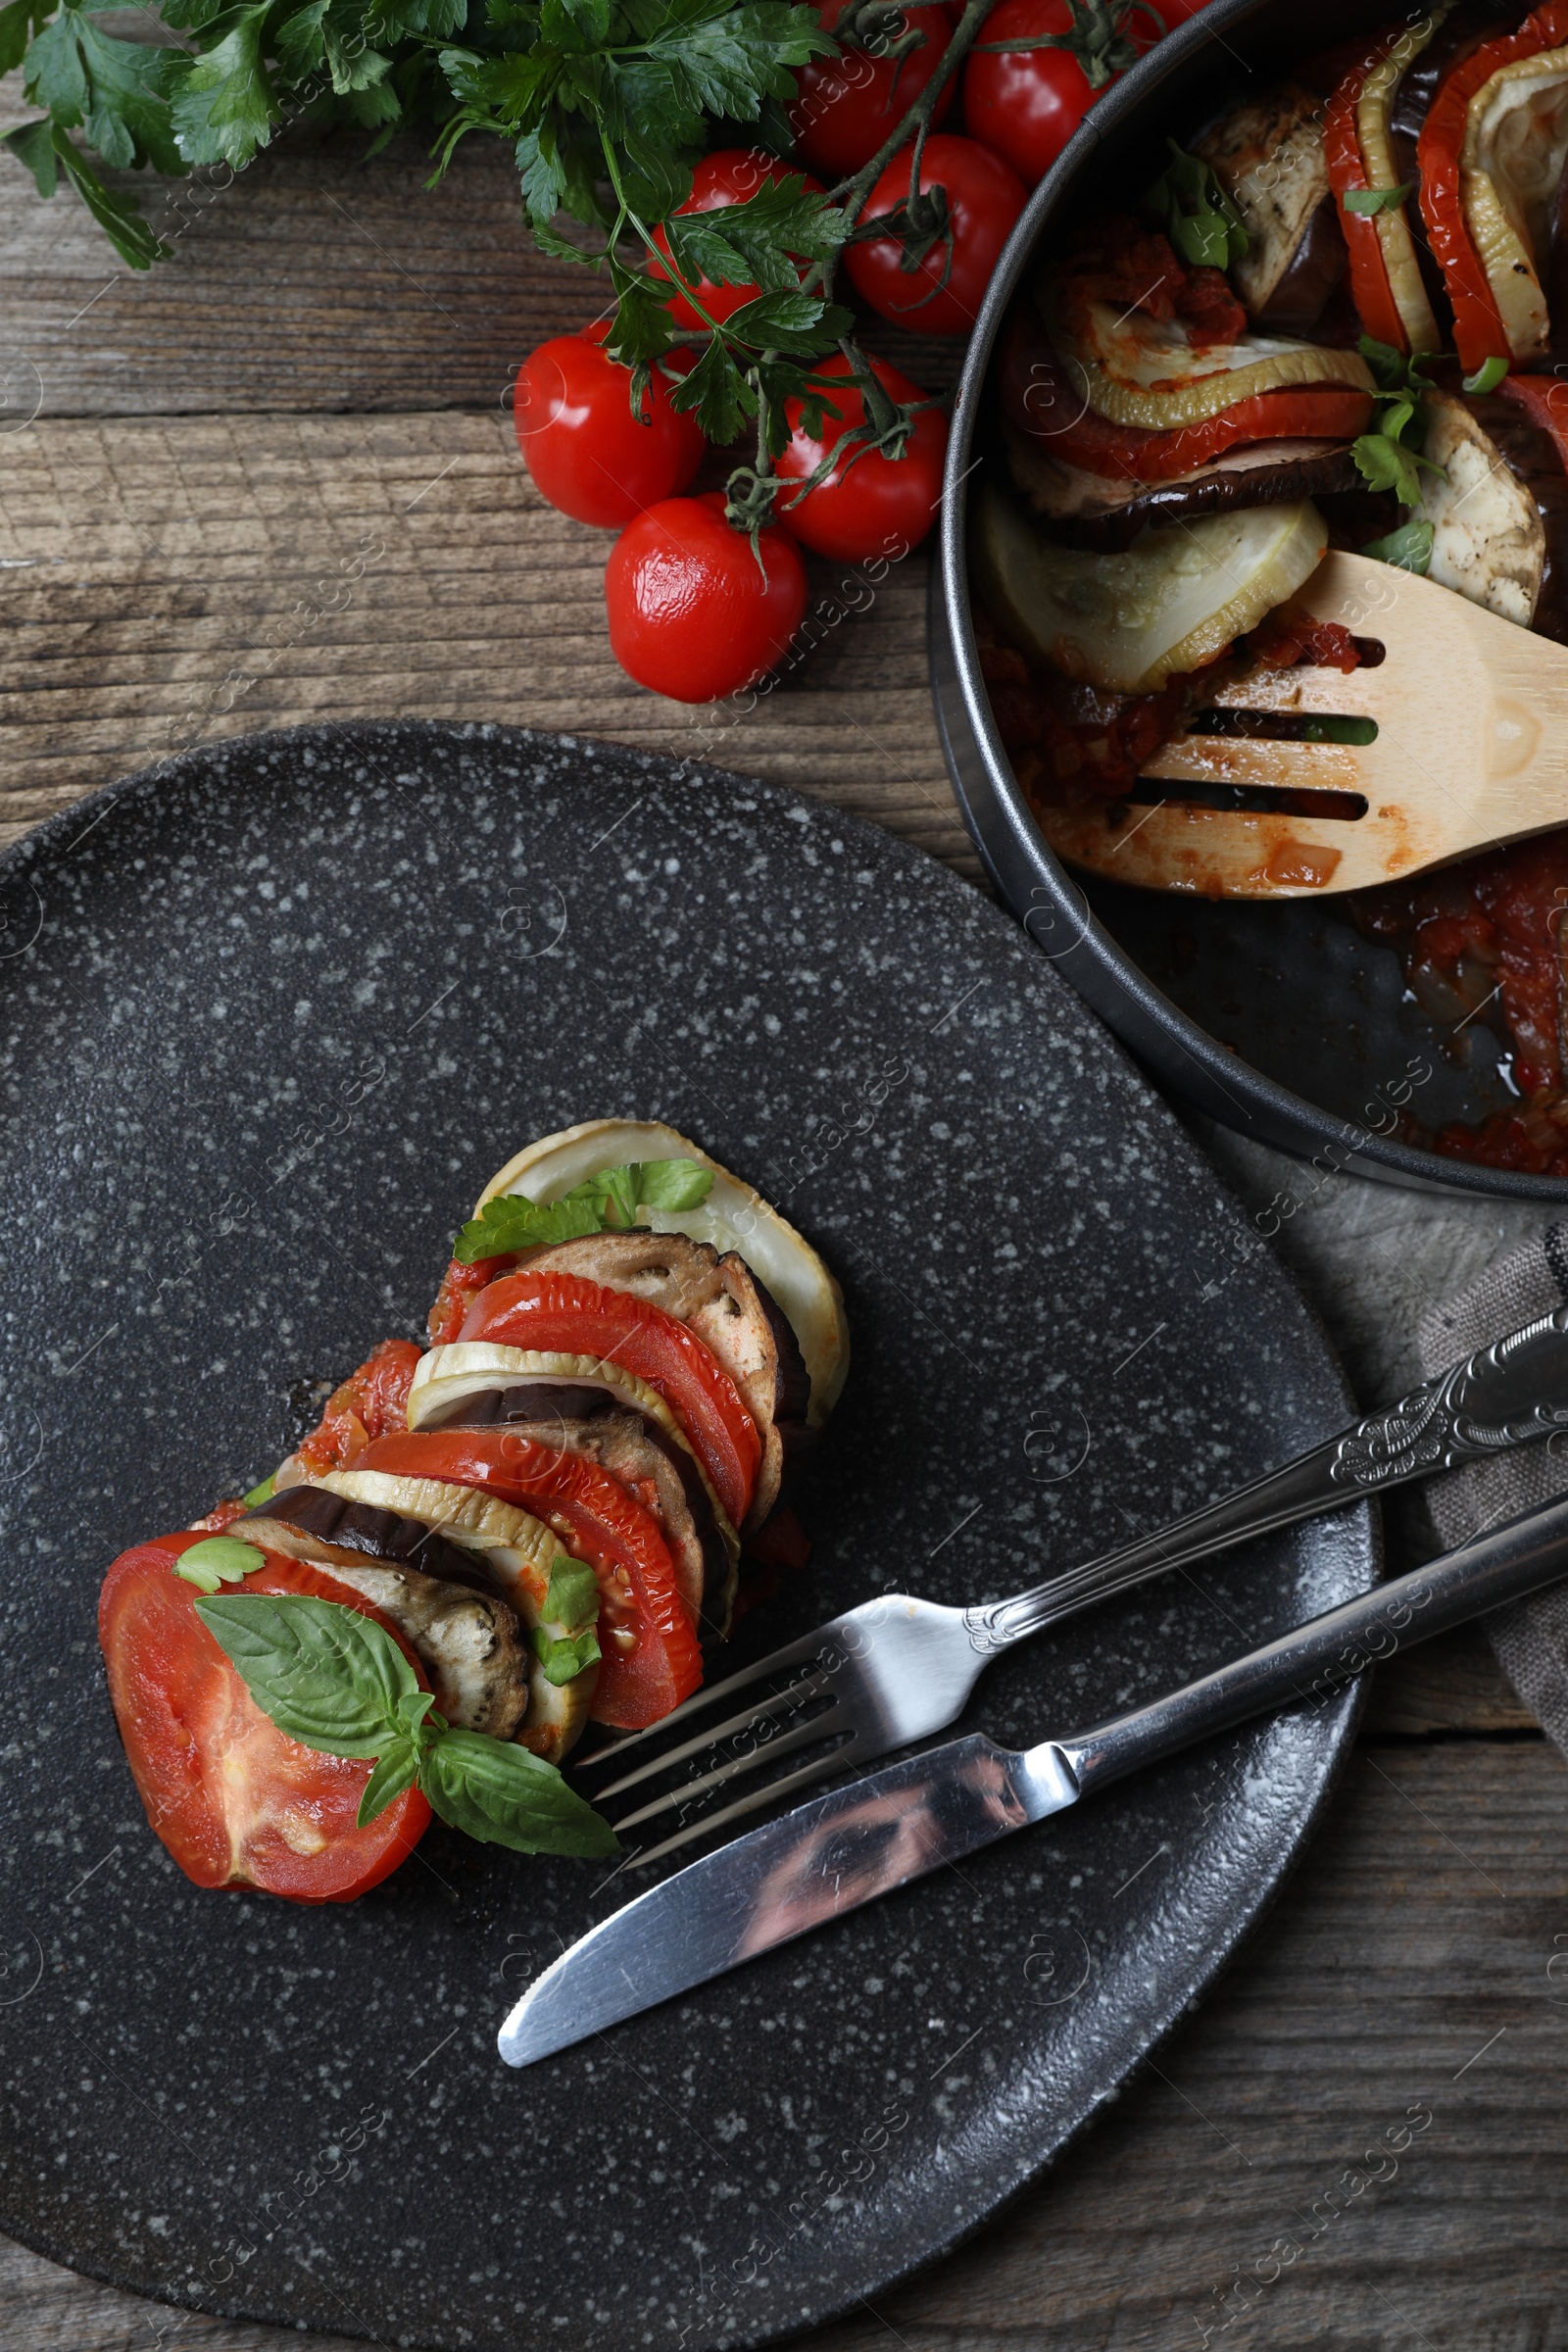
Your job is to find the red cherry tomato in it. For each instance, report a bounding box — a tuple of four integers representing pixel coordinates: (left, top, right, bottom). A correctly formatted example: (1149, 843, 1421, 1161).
(649, 150, 825, 329)
(357, 1429, 705, 1730)
(99, 1534, 431, 1903)
(845, 133, 1027, 334)
(962, 0, 1156, 187)
(514, 322, 704, 530)
(775, 353, 948, 561)
(791, 0, 955, 178)
(604, 492, 808, 706)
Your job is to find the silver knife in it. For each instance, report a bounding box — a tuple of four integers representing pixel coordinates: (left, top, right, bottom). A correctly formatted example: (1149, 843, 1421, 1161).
(499, 1487, 1568, 2067)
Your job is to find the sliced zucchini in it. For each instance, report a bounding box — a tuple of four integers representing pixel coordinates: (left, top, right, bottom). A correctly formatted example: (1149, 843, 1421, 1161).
(973, 485, 1327, 696)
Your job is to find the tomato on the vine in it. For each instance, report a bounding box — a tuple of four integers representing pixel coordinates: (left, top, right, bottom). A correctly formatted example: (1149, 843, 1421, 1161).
(790, 0, 955, 178)
(605, 493, 808, 704)
(961, 0, 1159, 188)
(845, 132, 1027, 333)
(648, 150, 825, 328)
(775, 353, 947, 561)
(514, 322, 704, 530)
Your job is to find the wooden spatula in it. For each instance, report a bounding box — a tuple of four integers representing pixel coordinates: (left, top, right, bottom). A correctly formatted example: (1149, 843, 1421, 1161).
(1034, 550, 1568, 898)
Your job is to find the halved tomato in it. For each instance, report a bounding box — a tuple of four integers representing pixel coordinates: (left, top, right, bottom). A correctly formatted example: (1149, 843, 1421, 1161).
(355, 1429, 705, 1729)
(98, 1532, 431, 1902)
(458, 1269, 761, 1529)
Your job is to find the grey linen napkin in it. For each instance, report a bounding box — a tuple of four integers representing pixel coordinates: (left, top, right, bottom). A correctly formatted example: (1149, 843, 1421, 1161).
(1417, 1227, 1568, 1752)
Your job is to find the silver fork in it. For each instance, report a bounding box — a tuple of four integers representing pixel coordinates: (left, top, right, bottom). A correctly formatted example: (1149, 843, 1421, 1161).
(574, 1305, 1568, 1865)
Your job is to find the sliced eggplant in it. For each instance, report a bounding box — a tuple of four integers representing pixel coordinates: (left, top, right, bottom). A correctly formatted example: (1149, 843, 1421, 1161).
(1415, 387, 1546, 628)
(1391, 4, 1521, 327)
(1193, 84, 1345, 331)
(323, 1562, 529, 1741)
(1002, 419, 1364, 551)
(513, 1227, 802, 1532)
(236, 1483, 496, 1593)
(406, 1341, 742, 1633)
(313, 1469, 601, 1763)
(474, 1119, 848, 1425)
(973, 483, 1328, 695)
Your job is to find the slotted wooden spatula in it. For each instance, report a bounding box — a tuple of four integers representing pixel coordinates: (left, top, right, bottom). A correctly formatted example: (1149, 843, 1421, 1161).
(1035, 551, 1568, 898)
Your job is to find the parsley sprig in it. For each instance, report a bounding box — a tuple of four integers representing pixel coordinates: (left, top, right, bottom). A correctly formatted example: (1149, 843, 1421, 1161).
(1351, 335, 1446, 511)
(452, 1152, 713, 1261)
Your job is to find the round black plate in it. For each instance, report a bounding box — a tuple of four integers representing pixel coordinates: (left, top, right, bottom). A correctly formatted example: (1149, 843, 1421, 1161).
(0, 722, 1373, 2351)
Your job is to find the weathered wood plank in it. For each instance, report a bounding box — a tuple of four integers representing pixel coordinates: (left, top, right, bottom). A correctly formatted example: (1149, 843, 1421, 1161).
(2, 1739, 1562, 2352)
(0, 104, 965, 419)
(0, 409, 973, 868)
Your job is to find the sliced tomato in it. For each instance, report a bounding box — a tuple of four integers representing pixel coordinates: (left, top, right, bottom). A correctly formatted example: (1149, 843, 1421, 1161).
(998, 311, 1374, 483)
(1323, 39, 1409, 352)
(292, 1336, 423, 1477)
(356, 1429, 705, 1729)
(458, 1268, 760, 1528)
(99, 1533, 430, 1902)
(428, 1255, 507, 1348)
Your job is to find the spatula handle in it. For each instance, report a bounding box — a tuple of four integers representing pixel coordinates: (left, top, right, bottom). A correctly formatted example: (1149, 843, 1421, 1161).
(1059, 1490, 1568, 1800)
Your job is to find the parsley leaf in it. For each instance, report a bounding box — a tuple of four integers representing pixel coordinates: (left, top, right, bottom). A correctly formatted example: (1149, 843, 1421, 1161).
(166, 4, 276, 169)
(530, 1625, 603, 1683)
(543, 1552, 600, 1627)
(452, 1156, 713, 1261)
(1361, 518, 1435, 574)
(1342, 182, 1413, 218)
(173, 1536, 265, 1592)
(3, 116, 171, 266)
(1142, 138, 1249, 270)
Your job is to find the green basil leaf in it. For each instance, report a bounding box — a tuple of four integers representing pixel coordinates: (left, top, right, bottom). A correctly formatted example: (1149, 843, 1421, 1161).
(358, 1737, 419, 1826)
(418, 1727, 619, 1855)
(543, 1553, 601, 1627)
(174, 1536, 264, 1592)
(635, 1157, 713, 1211)
(530, 1626, 603, 1684)
(193, 1594, 416, 1757)
(1361, 518, 1435, 574)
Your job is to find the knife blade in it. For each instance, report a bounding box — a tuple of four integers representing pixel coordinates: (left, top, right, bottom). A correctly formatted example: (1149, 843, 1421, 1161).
(498, 1488, 1568, 2069)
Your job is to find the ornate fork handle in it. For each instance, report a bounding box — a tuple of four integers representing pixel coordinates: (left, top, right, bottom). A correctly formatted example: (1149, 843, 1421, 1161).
(965, 1304, 1568, 1657)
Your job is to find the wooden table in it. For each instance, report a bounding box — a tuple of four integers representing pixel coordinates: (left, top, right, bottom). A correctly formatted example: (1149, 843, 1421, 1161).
(5, 100, 1568, 2352)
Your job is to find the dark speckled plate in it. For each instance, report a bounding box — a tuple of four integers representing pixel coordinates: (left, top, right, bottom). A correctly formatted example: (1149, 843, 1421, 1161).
(0, 722, 1373, 2352)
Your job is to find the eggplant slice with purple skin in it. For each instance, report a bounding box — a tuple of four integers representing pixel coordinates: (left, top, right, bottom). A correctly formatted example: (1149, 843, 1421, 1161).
(1411, 387, 1568, 644)
(1193, 82, 1348, 336)
(231, 1488, 532, 1741)
(1003, 422, 1366, 552)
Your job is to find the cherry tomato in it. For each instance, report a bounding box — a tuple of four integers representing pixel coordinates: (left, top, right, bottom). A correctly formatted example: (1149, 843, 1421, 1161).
(459, 1263, 762, 1526)
(604, 492, 808, 708)
(514, 322, 704, 530)
(791, 0, 955, 179)
(649, 150, 825, 329)
(775, 352, 947, 560)
(99, 1534, 431, 1903)
(845, 133, 1027, 334)
(358, 1430, 705, 1729)
(961, 0, 1158, 187)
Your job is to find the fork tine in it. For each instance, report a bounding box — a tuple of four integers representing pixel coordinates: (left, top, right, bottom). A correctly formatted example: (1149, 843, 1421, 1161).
(624, 1745, 861, 1872)
(591, 1672, 836, 1802)
(606, 1705, 852, 1836)
(571, 1622, 843, 1774)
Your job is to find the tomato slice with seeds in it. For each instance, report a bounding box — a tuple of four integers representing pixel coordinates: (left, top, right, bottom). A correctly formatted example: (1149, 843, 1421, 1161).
(99, 1532, 431, 1903)
(292, 1336, 423, 1478)
(356, 1429, 705, 1730)
(458, 1268, 760, 1529)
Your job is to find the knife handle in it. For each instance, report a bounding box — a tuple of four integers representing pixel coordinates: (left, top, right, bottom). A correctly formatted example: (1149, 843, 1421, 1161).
(970, 1302, 1568, 1656)
(1057, 1490, 1568, 1801)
